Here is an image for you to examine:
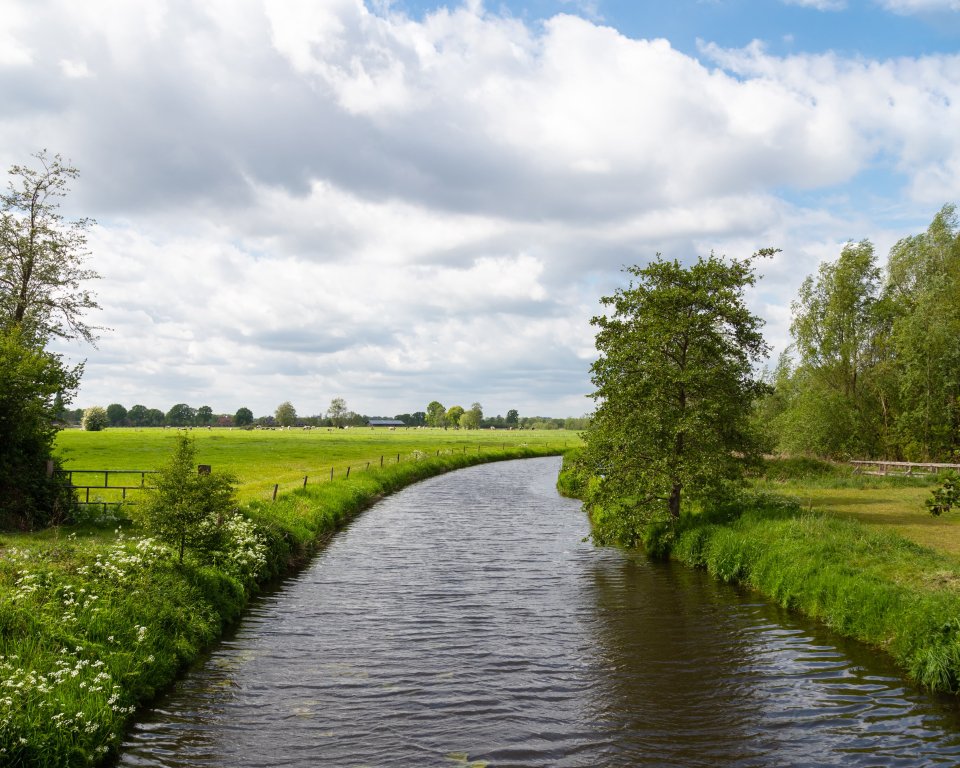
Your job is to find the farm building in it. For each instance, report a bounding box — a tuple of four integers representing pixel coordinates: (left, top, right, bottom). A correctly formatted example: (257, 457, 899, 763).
(367, 419, 407, 428)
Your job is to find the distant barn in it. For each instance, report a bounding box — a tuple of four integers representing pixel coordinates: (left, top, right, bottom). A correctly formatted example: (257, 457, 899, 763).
(367, 419, 406, 428)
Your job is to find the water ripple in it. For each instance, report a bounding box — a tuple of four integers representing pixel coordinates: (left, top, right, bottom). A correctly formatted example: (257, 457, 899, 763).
(118, 457, 960, 767)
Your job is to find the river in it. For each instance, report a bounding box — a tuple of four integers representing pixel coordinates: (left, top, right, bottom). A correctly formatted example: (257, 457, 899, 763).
(117, 456, 960, 767)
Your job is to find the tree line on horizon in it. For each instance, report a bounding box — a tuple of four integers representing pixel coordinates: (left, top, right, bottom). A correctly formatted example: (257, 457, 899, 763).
(69, 398, 591, 432)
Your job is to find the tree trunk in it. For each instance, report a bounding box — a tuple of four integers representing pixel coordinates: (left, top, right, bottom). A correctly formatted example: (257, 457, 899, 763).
(668, 482, 682, 520)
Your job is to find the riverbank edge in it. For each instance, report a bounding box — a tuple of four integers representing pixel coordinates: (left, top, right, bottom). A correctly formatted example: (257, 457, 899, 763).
(3, 447, 562, 767)
(556, 455, 960, 694)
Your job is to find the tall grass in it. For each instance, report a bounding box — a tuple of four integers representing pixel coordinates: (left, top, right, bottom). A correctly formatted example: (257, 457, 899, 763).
(668, 504, 960, 691)
(0, 444, 558, 766)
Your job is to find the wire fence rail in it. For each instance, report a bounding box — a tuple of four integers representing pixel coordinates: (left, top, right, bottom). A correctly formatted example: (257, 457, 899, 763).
(58, 441, 571, 510)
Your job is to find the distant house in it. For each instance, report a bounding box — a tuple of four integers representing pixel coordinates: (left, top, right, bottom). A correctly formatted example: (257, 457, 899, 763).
(367, 419, 406, 428)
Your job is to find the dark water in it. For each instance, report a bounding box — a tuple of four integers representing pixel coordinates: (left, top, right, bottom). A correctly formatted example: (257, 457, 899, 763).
(118, 457, 960, 767)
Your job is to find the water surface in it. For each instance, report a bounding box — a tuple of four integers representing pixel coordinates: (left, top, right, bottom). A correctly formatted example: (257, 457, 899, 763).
(118, 457, 960, 767)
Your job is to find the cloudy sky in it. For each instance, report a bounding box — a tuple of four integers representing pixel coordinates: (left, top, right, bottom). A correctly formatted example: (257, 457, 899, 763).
(3, 0, 960, 419)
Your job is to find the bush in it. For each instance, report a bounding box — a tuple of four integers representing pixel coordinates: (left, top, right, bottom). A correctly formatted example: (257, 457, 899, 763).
(82, 406, 108, 431)
(140, 434, 240, 563)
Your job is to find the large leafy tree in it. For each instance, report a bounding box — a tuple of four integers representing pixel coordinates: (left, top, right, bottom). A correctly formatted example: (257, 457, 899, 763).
(0, 150, 100, 345)
(885, 205, 960, 460)
(782, 240, 886, 458)
(166, 403, 196, 427)
(0, 327, 80, 528)
(0, 152, 98, 528)
(581, 252, 771, 546)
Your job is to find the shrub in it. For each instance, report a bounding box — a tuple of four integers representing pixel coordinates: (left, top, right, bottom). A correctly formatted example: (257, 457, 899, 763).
(81, 406, 108, 431)
(140, 434, 240, 563)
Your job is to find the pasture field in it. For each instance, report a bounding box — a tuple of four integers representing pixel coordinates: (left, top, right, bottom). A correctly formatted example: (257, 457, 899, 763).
(54, 427, 583, 503)
(751, 471, 960, 558)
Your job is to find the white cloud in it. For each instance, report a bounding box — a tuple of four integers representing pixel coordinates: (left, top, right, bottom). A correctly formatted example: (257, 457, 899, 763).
(878, 0, 960, 12)
(5, 0, 960, 416)
(781, 0, 847, 9)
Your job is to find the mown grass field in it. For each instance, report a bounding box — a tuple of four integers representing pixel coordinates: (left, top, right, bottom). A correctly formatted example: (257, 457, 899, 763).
(751, 470, 960, 558)
(55, 427, 583, 503)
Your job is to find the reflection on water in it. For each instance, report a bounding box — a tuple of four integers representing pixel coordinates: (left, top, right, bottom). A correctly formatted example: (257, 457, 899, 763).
(117, 457, 960, 767)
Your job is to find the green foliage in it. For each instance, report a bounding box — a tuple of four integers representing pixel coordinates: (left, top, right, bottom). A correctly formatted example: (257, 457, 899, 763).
(769, 205, 960, 462)
(326, 397, 348, 427)
(165, 403, 195, 427)
(445, 404, 465, 427)
(581, 251, 772, 543)
(426, 400, 446, 427)
(926, 471, 960, 517)
(81, 406, 108, 432)
(275, 400, 297, 427)
(233, 407, 253, 427)
(459, 403, 482, 430)
(140, 435, 239, 563)
(760, 456, 842, 481)
(779, 240, 886, 458)
(195, 405, 213, 426)
(0, 327, 80, 529)
(105, 403, 127, 427)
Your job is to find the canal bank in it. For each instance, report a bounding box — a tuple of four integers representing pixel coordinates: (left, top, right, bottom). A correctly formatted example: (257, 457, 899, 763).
(1, 446, 558, 767)
(558, 455, 960, 695)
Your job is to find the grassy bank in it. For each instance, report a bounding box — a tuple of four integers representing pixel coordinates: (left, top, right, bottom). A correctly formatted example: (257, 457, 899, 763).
(559, 454, 960, 693)
(0, 444, 559, 766)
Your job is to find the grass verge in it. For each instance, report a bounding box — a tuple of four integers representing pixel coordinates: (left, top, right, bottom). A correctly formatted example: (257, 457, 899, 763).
(0, 444, 558, 766)
(558, 452, 960, 694)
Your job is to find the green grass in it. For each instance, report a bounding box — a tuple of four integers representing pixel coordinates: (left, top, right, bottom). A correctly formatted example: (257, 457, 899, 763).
(561, 453, 960, 693)
(55, 427, 581, 503)
(2, 434, 573, 766)
(669, 500, 960, 692)
(752, 459, 960, 557)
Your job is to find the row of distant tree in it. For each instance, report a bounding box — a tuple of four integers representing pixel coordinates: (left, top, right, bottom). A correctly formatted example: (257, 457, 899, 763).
(70, 397, 592, 431)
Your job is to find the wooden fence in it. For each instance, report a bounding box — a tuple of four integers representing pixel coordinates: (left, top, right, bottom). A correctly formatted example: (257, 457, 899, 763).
(850, 460, 960, 477)
(57, 469, 159, 510)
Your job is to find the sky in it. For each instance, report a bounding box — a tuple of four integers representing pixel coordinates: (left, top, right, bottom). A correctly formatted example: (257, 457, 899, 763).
(2, 0, 960, 419)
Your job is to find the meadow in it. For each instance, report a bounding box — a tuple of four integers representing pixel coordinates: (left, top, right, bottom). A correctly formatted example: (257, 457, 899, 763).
(54, 427, 582, 504)
(751, 465, 960, 557)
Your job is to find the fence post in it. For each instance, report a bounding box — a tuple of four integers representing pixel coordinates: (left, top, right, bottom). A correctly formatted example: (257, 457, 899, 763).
(397, 453, 400, 463)
(381, 456, 384, 467)
(346, 466, 351, 479)
(330, 467, 334, 481)
(303, 476, 308, 488)
(272, 484, 278, 501)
